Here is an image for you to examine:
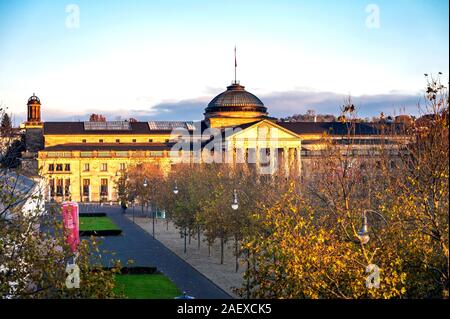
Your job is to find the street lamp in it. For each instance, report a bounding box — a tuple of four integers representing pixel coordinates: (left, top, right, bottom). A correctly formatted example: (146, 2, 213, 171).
(143, 178, 155, 238)
(173, 180, 179, 195)
(231, 189, 239, 211)
(357, 209, 388, 244)
(173, 182, 188, 253)
(132, 199, 136, 223)
(230, 188, 250, 299)
(357, 211, 370, 244)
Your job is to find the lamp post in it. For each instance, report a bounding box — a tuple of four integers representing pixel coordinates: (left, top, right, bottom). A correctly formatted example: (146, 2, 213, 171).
(173, 181, 187, 253)
(132, 199, 136, 223)
(48, 175, 52, 202)
(231, 189, 239, 211)
(116, 171, 129, 213)
(143, 178, 155, 238)
(357, 211, 370, 244)
(231, 188, 250, 299)
(48, 174, 54, 203)
(173, 180, 179, 195)
(357, 209, 388, 244)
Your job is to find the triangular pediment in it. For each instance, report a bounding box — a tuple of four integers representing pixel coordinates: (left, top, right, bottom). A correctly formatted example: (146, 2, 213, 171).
(224, 120, 302, 148)
(226, 120, 301, 139)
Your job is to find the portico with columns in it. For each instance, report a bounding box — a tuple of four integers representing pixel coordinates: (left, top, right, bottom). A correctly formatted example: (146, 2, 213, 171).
(223, 119, 302, 177)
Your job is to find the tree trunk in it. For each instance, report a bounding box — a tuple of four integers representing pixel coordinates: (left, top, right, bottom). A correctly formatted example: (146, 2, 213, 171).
(208, 243, 211, 257)
(220, 236, 224, 264)
(197, 226, 201, 250)
(246, 249, 251, 299)
(235, 236, 239, 273)
(184, 227, 187, 253)
(188, 228, 191, 245)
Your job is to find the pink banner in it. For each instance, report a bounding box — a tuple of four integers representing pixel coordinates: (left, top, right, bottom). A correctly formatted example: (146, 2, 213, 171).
(62, 202, 80, 253)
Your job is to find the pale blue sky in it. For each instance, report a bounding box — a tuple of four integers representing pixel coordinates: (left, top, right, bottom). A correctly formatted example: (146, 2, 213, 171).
(0, 0, 448, 123)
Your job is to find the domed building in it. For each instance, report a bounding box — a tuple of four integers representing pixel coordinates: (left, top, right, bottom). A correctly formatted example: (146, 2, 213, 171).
(204, 82, 269, 128)
(20, 69, 405, 203)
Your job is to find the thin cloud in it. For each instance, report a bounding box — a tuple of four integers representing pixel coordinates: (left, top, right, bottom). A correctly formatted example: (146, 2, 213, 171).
(11, 90, 423, 123)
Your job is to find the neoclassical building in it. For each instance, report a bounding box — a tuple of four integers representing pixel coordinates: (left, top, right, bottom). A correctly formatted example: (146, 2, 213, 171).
(22, 79, 408, 202)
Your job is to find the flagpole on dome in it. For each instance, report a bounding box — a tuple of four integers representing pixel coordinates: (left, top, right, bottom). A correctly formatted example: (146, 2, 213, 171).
(234, 45, 237, 84)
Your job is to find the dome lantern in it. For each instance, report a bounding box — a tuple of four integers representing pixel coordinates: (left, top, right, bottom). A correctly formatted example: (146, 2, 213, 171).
(28, 93, 41, 104)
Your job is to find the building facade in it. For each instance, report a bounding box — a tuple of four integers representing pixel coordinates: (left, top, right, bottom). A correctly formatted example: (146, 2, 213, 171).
(22, 80, 408, 203)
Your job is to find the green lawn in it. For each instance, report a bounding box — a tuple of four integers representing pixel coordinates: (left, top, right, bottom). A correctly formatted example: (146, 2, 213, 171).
(114, 274, 181, 299)
(79, 216, 120, 231)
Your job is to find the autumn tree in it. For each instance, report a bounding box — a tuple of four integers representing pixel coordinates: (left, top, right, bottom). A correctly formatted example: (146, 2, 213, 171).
(236, 74, 448, 299)
(0, 172, 122, 298)
(376, 74, 449, 297)
(121, 163, 164, 214)
(89, 114, 106, 122)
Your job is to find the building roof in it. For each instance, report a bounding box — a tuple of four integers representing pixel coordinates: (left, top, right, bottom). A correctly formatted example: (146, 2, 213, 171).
(277, 121, 399, 135)
(0, 171, 38, 214)
(228, 120, 403, 137)
(43, 121, 197, 135)
(0, 170, 36, 195)
(42, 119, 405, 140)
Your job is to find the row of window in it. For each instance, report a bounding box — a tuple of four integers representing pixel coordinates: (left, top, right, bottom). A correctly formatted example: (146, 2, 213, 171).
(48, 178, 110, 197)
(48, 178, 70, 196)
(82, 178, 109, 197)
(81, 138, 170, 143)
(48, 164, 70, 172)
(48, 163, 126, 172)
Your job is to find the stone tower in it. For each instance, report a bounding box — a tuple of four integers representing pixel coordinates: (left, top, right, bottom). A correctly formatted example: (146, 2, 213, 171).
(22, 94, 44, 175)
(26, 93, 42, 126)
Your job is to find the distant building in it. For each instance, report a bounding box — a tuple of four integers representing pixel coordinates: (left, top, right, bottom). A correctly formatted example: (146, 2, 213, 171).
(20, 78, 409, 203)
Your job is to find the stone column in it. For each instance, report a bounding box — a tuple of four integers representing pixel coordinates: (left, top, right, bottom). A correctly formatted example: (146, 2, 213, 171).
(270, 148, 276, 176)
(255, 146, 260, 174)
(284, 147, 289, 178)
(296, 147, 302, 179)
(228, 143, 236, 169)
(242, 147, 249, 173)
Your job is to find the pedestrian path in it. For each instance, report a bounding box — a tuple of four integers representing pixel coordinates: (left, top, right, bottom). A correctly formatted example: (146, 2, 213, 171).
(79, 204, 231, 299)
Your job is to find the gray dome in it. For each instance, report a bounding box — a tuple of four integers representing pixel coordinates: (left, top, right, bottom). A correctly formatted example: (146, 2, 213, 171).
(28, 93, 40, 104)
(205, 83, 267, 114)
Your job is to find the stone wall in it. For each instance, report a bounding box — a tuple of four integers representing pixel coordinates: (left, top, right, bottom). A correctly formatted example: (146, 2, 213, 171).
(25, 128, 44, 153)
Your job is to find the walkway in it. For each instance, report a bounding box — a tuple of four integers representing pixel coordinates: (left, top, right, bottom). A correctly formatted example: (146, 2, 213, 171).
(79, 204, 231, 299)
